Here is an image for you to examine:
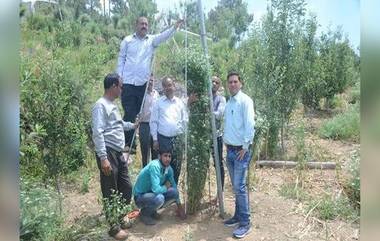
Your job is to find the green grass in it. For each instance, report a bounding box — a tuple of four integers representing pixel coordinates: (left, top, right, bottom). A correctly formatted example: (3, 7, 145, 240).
(307, 194, 359, 221)
(319, 103, 359, 142)
(279, 182, 309, 201)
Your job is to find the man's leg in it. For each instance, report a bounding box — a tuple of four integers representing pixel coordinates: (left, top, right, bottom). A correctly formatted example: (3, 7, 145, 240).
(139, 123, 150, 167)
(172, 135, 185, 184)
(96, 148, 124, 237)
(224, 148, 240, 227)
(121, 85, 137, 148)
(213, 136, 225, 190)
(151, 136, 159, 160)
(135, 193, 165, 225)
(231, 149, 252, 238)
(217, 136, 225, 190)
(121, 84, 146, 149)
(117, 152, 133, 204)
(162, 187, 179, 208)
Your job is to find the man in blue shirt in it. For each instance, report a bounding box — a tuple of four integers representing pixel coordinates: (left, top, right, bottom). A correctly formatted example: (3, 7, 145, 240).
(133, 149, 186, 225)
(223, 71, 255, 239)
(117, 16, 183, 152)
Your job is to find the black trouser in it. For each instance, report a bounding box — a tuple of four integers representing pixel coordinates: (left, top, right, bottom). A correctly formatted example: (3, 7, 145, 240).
(138, 122, 158, 167)
(96, 147, 132, 236)
(212, 136, 225, 190)
(121, 83, 147, 148)
(157, 133, 184, 184)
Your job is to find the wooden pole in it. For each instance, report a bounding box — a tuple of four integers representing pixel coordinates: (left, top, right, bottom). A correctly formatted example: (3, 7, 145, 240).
(256, 160, 336, 169)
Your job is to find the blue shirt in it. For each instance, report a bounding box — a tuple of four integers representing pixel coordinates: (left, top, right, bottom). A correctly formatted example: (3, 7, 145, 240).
(133, 159, 179, 202)
(223, 90, 255, 150)
(117, 27, 176, 86)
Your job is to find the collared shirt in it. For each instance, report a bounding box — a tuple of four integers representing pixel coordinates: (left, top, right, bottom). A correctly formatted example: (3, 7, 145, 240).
(150, 96, 188, 141)
(92, 97, 134, 160)
(117, 27, 176, 86)
(213, 94, 226, 136)
(223, 90, 255, 150)
(133, 159, 179, 203)
(139, 89, 159, 123)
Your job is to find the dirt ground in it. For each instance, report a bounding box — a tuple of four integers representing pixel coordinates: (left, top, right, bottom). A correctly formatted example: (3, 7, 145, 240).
(62, 112, 359, 240)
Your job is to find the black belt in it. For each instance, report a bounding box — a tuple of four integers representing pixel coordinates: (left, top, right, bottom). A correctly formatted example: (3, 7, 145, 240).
(227, 145, 243, 151)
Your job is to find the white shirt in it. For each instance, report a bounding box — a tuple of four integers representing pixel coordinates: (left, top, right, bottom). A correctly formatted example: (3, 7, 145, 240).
(140, 89, 159, 123)
(150, 96, 188, 140)
(117, 27, 176, 86)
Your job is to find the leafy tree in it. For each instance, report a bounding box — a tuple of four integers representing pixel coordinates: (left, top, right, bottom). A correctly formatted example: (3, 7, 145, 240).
(170, 47, 211, 214)
(20, 48, 87, 197)
(319, 28, 355, 108)
(248, 0, 307, 157)
(110, 0, 128, 16)
(300, 14, 324, 110)
(207, 0, 253, 45)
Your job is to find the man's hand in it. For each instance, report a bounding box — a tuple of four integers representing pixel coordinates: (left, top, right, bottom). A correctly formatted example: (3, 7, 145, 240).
(101, 159, 112, 176)
(153, 140, 159, 151)
(237, 149, 247, 161)
(165, 181, 171, 189)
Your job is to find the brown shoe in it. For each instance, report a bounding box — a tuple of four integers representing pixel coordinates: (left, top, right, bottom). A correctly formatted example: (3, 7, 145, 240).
(113, 229, 129, 240)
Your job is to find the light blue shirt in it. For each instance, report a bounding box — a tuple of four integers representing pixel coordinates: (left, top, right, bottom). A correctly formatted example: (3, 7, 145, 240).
(117, 26, 176, 86)
(133, 159, 179, 203)
(223, 90, 255, 150)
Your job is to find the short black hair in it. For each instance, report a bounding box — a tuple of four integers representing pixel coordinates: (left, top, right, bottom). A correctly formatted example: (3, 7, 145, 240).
(104, 73, 120, 90)
(227, 71, 243, 84)
(159, 148, 172, 155)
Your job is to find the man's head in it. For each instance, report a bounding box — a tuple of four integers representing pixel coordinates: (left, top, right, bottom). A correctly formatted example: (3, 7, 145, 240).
(159, 149, 172, 167)
(135, 16, 148, 38)
(212, 76, 221, 94)
(227, 71, 243, 96)
(162, 76, 175, 99)
(104, 73, 123, 99)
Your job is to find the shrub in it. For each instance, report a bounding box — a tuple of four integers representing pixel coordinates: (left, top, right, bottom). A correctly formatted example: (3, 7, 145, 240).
(103, 190, 132, 227)
(319, 103, 359, 142)
(20, 49, 88, 181)
(20, 178, 62, 241)
(343, 150, 360, 209)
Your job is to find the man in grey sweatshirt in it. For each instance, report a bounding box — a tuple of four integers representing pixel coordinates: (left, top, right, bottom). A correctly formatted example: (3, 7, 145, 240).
(92, 73, 138, 240)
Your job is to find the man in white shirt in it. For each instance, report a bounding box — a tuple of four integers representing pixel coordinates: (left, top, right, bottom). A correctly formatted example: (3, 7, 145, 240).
(150, 77, 188, 184)
(117, 16, 183, 152)
(138, 74, 159, 168)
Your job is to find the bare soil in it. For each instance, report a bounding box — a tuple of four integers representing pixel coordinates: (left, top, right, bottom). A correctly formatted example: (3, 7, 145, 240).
(62, 111, 359, 240)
